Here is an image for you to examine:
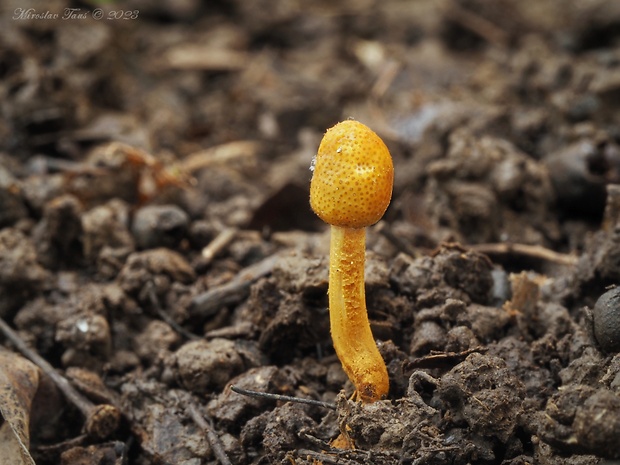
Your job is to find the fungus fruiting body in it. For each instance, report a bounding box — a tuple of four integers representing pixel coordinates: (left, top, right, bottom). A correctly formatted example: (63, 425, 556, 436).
(310, 120, 393, 402)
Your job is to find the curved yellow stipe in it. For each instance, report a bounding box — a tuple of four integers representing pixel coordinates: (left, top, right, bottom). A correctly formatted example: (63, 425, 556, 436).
(329, 226, 389, 402)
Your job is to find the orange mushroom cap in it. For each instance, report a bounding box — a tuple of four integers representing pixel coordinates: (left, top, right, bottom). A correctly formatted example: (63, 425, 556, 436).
(310, 120, 394, 229)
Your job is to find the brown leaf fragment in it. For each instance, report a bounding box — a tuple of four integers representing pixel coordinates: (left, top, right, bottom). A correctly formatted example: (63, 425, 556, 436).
(504, 271, 541, 316)
(0, 349, 40, 465)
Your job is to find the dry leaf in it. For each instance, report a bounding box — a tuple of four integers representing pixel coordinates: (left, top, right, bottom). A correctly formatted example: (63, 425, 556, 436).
(504, 271, 542, 316)
(0, 349, 40, 465)
(504, 271, 548, 339)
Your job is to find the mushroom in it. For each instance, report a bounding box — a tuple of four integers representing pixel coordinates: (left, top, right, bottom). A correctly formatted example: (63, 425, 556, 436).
(310, 119, 393, 402)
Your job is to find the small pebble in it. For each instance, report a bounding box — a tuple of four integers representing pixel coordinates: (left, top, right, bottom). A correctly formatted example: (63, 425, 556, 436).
(175, 338, 244, 394)
(593, 287, 620, 353)
(132, 204, 189, 249)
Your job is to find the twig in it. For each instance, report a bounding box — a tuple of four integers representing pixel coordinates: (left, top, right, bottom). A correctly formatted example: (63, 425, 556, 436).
(145, 282, 200, 341)
(28, 155, 108, 176)
(180, 141, 261, 174)
(298, 428, 333, 449)
(296, 449, 357, 465)
(405, 346, 487, 370)
(186, 402, 233, 465)
(189, 252, 283, 318)
(204, 322, 255, 340)
(371, 61, 401, 99)
(442, 0, 508, 46)
(470, 242, 577, 266)
(0, 317, 120, 439)
(297, 447, 397, 465)
(230, 385, 336, 411)
(375, 221, 421, 257)
(201, 227, 237, 265)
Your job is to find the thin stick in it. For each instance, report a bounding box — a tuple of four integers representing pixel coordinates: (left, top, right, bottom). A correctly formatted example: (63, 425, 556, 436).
(230, 385, 336, 411)
(442, 0, 508, 46)
(201, 227, 237, 264)
(190, 252, 282, 318)
(375, 221, 420, 258)
(471, 242, 577, 266)
(204, 322, 254, 340)
(186, 403, 233, 465)
(0, 317, 120, 439)
(296, 449, 356, 465)
(145, 282, 200, 341)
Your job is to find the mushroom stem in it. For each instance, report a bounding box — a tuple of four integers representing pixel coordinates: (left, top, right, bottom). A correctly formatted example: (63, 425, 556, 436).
(329, 225, 389, 402)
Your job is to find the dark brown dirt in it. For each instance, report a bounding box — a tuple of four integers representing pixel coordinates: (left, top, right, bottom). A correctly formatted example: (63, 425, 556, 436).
(2, 0, 620, 464)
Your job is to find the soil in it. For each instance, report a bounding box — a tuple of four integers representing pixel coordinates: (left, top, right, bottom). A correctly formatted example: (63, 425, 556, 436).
(2, 1, 620, 464)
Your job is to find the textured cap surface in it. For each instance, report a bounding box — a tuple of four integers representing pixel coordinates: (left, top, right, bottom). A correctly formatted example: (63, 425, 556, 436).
(310, 120, 393, 228)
